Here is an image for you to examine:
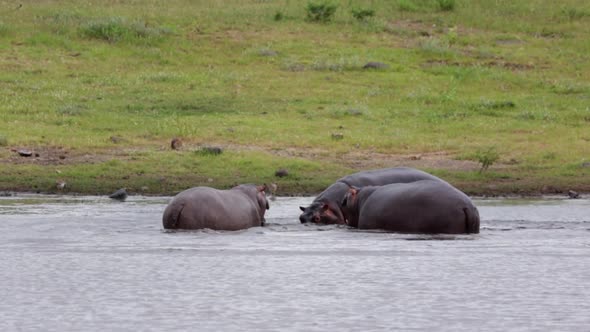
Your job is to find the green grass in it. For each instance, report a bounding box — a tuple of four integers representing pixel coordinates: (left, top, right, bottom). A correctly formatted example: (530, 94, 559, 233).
(1, 0, 589, 195)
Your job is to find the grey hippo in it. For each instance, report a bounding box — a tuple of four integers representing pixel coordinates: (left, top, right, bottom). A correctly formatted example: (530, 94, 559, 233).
(341, 180, 480, 234)
(299, 167, 444, 225)
(162, 184, 269, 230)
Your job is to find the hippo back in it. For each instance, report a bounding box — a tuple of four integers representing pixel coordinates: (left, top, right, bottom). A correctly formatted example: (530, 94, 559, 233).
(162, 186, 264, 231)
(317, 167, 444, 202)
(338, 167, 444, 187)
(357, 180, 479, 234)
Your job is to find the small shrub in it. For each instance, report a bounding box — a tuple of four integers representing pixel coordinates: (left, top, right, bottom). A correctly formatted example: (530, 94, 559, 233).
(331, 133, 344, 140)
(419, 37, 454, 56)
(445, 26, 458, 45)
(472, 100, 516, 111)
(196, 146, 223, 156)
(80, 17, 171, 43)
(274, 11, 284, 21)
(351, 8, 375, 21)
(475, 147, 499, 173)
(398, 0, 418, 12)
(281, 58, 306, 72)
(363, 61, 389, 69)
(306, 1, 338, 23)
(80, 17, 127, 42)
(437, 0, 456, 12)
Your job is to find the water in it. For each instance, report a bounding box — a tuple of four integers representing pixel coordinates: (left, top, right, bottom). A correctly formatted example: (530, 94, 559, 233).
(0, 194, 589, 332)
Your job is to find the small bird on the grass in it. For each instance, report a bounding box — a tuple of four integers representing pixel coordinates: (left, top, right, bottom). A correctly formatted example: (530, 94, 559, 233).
(109, 188, 128, 201)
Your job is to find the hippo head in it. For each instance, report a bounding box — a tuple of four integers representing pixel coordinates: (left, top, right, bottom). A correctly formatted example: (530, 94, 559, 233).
(233, 184, 269, 225)
(298, 200, 345, 225)
(256, 184, 270, 224)
(340, 187, 358, 207)
(340, 186, 360, 227)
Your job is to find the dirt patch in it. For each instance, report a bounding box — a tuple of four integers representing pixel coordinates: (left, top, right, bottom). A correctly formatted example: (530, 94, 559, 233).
(485, 60, 535, 71)
(336, 150, 480, 171)
(385, 20, 447, 38)
(2, 146, 124, 166)
(212, 143, 482, 172)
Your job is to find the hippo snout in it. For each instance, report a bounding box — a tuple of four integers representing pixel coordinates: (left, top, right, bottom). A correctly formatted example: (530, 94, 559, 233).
(300, 216, 307, 224)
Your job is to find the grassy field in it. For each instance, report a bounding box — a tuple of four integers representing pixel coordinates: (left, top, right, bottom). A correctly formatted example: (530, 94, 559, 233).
(1, 0, 589, 196)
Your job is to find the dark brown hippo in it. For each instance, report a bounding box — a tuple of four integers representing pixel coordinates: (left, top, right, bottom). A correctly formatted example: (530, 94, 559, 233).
(299, 167, 444, 225)
(162, 184, 269, 230)
(341, 180, 480, 234)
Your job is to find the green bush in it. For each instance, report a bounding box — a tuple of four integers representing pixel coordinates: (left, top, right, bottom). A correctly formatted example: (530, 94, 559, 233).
(398, 0, 418, 12)
(306, 1, 338, 23)
(437, 0, 456, 11)
(79, 17, 171, 43)
(475, 147, 500, 173)
(351, 8, 375, 21)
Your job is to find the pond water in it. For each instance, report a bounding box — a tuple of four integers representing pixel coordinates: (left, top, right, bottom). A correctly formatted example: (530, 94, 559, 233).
(0, 194, 589, 331)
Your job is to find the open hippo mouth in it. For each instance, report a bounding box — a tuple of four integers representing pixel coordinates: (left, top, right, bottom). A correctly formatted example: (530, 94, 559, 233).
(299, 211, 319, 224)
(299, 201, 346, 225)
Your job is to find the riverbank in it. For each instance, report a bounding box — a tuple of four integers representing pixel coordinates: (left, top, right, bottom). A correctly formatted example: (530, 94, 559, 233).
(1, 1, 589, 196)
(1, 144, 588, 197)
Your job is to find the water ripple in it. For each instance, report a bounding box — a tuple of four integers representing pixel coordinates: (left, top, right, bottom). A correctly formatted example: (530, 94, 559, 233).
(0, 195, 589, 331)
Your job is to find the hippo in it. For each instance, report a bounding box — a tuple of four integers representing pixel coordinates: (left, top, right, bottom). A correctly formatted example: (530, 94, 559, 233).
(341, 180, 480, 234)
(162, 184, 269, 230)
(299, 167, 445, 225)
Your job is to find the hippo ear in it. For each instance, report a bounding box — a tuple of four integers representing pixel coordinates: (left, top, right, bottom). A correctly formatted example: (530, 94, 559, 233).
(348, 186, 359, 195)
(299, 206, 307, 212)
(257, 184, 267, 193)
